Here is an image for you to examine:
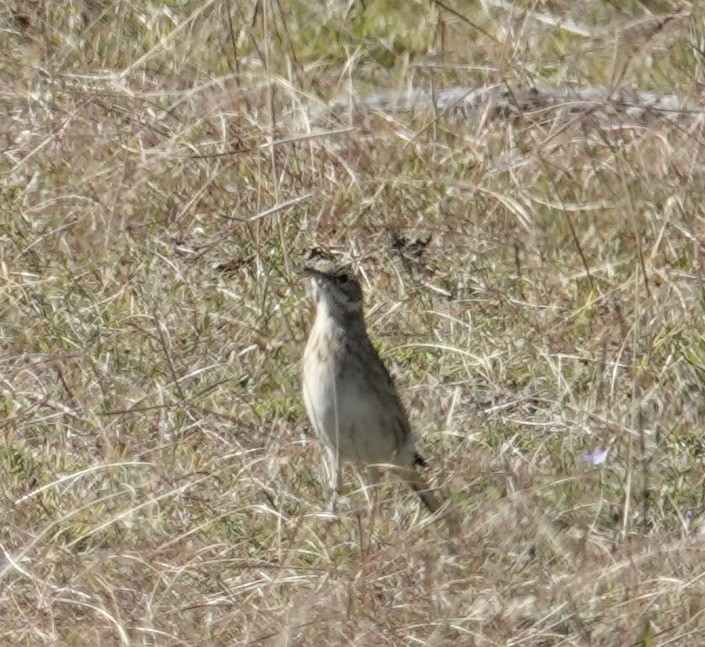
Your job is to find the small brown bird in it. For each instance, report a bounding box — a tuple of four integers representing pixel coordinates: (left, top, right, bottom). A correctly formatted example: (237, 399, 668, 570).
(301, 257, 443, 515)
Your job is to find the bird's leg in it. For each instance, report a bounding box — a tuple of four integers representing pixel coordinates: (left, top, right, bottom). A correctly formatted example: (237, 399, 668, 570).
(324, 447, 342, 514)
(365, 464, 381, 510)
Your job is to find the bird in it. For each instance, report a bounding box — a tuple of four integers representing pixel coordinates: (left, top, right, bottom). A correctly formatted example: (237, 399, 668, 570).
(301, 256, 444, 516)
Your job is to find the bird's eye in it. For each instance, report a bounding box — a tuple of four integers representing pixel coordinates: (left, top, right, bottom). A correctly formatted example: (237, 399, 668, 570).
(338, 274, 348, 284)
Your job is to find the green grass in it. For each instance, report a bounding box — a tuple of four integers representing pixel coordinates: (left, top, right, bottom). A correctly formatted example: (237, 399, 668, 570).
(2, 0, 705, 644)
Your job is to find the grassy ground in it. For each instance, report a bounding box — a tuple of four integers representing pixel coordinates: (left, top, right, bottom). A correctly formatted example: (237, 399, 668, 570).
(2, 1, 705, 644)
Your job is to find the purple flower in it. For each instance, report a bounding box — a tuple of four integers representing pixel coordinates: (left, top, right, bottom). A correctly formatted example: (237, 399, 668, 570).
(583, 447, 610, 466)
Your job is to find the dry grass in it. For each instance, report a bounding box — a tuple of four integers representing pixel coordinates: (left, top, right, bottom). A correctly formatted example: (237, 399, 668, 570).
(3, 0, 705, 644)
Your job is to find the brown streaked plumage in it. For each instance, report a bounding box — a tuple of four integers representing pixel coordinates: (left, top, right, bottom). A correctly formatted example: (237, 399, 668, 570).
(301, 257, 444, 516)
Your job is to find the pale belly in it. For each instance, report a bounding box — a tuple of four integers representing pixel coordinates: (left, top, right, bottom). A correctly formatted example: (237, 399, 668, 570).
(302, 360, 400, 464)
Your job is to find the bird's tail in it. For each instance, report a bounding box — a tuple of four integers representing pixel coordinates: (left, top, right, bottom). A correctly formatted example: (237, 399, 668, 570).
(405, 459, 441, 514)
(406, 455, 459, 533)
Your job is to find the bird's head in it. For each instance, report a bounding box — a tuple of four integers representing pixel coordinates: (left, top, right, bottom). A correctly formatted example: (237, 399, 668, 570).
(302, 258, 364, 319)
